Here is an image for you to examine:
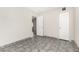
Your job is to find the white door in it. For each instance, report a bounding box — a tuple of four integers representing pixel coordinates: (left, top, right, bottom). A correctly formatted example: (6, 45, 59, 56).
(37, 16, 44, 36)
(59, 12, 69, 40)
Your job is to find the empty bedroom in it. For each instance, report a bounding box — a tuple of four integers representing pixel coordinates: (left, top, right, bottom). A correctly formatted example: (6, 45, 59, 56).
(0, 7, 79, 52)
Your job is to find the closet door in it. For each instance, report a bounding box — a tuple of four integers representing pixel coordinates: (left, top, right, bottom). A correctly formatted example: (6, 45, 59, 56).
(59, 12, 69, 40)
(37, 16, 44, 36)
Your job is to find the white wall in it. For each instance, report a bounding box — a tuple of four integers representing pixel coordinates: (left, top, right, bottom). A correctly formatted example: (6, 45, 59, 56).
(75, 8, 79, 47)
(0, 7, 37, 46)
(67, 8, 75, 40)
(39, 9, 59, 38)
(38, 8, 75, 40)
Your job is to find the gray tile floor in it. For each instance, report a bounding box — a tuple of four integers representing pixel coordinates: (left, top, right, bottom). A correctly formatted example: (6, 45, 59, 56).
(0, 36, 79, 52)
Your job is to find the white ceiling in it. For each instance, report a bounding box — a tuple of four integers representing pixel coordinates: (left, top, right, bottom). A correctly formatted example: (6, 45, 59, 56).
(27, 7, 59, 13)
